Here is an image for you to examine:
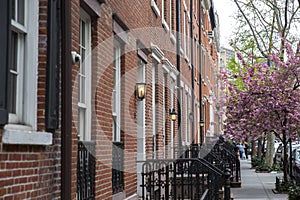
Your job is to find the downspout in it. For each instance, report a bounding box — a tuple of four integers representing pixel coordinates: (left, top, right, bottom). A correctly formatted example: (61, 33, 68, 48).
(199, 1, 204, 146)
(176, 0, 183, 156)
(190, 0, 194, 143)
(61, 0, 72, 199)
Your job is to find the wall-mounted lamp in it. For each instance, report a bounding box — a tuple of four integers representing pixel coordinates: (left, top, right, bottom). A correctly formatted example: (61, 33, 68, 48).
(136, 82, 146, 100)
(199, 119, 204, 146)
(170, 108, 177, 121)
(199, 120, 204, 127)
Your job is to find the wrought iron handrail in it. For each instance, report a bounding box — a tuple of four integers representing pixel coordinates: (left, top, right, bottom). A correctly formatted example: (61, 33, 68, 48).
(180, 139, 242, 184)
(77, 141, 96, 200)
(112, 141, 124, 194)
(140, 158, 226, 200)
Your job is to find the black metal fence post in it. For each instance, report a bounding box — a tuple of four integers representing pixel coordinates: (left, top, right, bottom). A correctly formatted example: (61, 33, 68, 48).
(236, 157, 240, 182)
(224, 168, 231, 200)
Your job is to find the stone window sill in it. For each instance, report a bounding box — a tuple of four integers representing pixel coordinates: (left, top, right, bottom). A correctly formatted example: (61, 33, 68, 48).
(2, 124, 52, 145)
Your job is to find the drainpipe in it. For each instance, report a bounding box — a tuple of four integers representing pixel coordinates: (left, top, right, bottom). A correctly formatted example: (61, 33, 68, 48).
(190, 0, 194, 144)
(61, 0, 72, 199)
(176, 0, 183, 156)
(199, 1, 204, 146)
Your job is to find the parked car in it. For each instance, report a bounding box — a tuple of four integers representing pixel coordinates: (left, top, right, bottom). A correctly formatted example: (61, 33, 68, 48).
(274, 143, 283, 166)
(273, 141, 300, 168)
(291, 148, 300, 183)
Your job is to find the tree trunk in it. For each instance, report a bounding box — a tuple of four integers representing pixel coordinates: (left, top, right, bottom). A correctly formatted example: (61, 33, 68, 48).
(265, 132, 274, 167)
(257, 137, 262, 159)
(251, 141, 256, 157)
(282, 131, 288, 182)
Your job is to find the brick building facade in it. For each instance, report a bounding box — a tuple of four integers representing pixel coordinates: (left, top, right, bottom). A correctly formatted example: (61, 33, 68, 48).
(0, 0, 220, 199)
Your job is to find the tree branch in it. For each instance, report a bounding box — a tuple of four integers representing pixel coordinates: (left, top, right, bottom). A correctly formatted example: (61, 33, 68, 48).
(233, 0, 269, 58)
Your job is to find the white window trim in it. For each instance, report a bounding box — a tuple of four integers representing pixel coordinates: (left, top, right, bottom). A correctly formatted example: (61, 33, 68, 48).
(162, 0, 170, 32)
(9, 0, 38, 129)
(194, 0, 197, 19)
(9, 33, 24, 124)
(183, 0, 187, 11)
(152, 60, 157, 159)
(137, 57, 146, 161)
(170, 77, 176, 159)
(183, 10, 187, 56)
(161, 58, 179, 156)
(9, 2, 27, 124)
(170, 33, 176, 44)
(151, 44, 164, 62)
(169, 0, 176, 44)
(185, 86, 189, 145)
(113, 40, 121, 142)
(78, 9, 92, 141)
(170, 71, 177, 80)
(162, 73, 166, 159)
(137, 57, 146, 197)
(151, 0, 160, 17)
(162, 19, 170, 32)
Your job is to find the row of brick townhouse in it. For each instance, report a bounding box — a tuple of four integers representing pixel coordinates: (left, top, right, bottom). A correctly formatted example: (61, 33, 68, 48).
(0, 0, 222, 199)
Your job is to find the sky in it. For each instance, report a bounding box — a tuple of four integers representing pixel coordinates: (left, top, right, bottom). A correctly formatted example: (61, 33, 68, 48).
(214, 0, 237, 49)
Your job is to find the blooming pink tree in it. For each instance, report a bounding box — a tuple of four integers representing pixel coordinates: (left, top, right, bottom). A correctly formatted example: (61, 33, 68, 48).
(222, 42, 300, 182)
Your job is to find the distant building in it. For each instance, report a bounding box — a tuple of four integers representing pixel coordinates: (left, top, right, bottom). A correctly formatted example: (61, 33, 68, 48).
(221, 47, 236, 69)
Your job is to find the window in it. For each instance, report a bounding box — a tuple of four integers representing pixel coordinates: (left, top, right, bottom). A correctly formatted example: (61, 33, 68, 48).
(183, 10, 187, 55)
(163, 72, 168, 158)
(162, 0, 169, 31)
(186, 12, 190, 61)
(8, 0, 38, 126)
(180, 84, 184, 146)
(169, 0, 176, 43)
(113, 40, 121, 142)
(170, 77, 175, 158)
(151, 0, 160, 17)
(2, 1, 53, 145)
(170, 0, 175, 32)
(194, 0, 197, 19)
(9, 0, 25, 123)
(152, 59, 157, 158)
(78, 9, 92, 141)
(185, 90, 189, 145)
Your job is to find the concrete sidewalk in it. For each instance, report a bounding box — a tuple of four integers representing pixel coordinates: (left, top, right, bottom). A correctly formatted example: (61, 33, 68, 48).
(231, 159, 288, 200)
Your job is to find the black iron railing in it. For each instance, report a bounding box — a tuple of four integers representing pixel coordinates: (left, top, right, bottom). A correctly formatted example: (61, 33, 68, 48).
(214, 140, 241, 183)
(200, 138, 241, 184)
(112, 142, 124, 194)
(77, 141, 96, 200)
(178, 137, 241, 185)
(223, 141, 241, 183)
(140, 158, 226, 200)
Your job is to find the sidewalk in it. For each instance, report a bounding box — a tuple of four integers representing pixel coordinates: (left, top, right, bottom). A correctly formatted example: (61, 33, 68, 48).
(231, 159, 288, 200)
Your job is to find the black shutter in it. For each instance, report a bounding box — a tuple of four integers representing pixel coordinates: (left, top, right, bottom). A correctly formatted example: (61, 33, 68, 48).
(46, 0, 60, 130)
(0, 0, 10, 125)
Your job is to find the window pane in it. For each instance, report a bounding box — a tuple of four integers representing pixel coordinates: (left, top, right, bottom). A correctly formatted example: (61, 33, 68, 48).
(17, 0, 25, 25)
(12, 0, 16, 21)
(78, 108, 86, 139)
(81, 20, 85, 47)
(113, 42, 121, 142)
(113, 116, 117, 141)
(79, 19, 86, 104)
(9, 32, 19, 114)
(113, 90, 116, 113)
(9, 75, 17, 114)
(11, 32, 18, 71)
(81, 48, 86, 73)
(80, 76, 85, 103)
